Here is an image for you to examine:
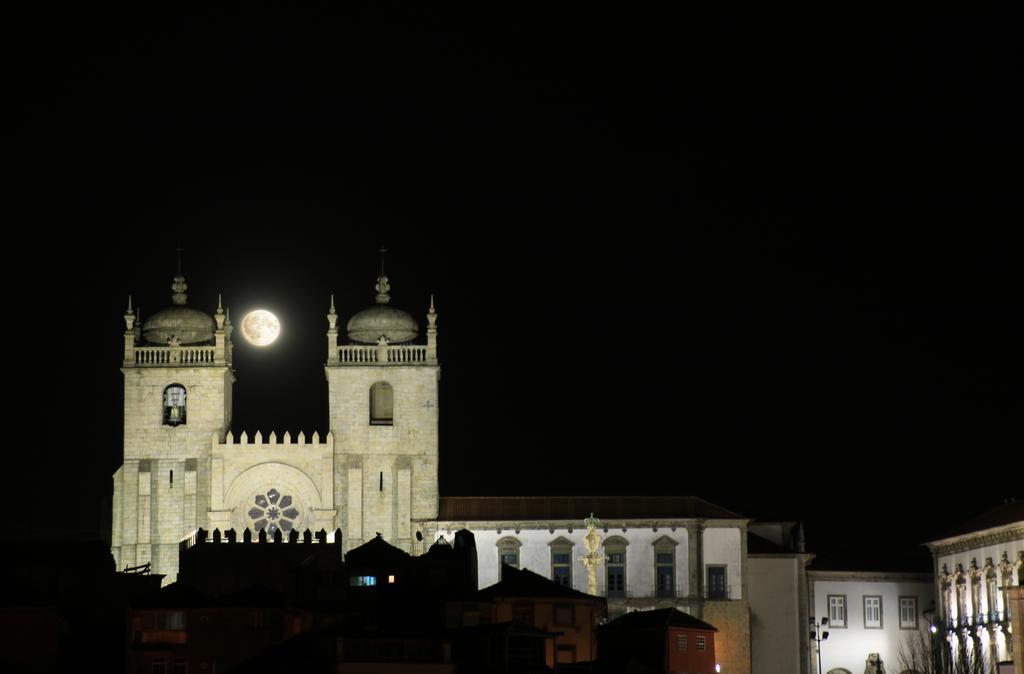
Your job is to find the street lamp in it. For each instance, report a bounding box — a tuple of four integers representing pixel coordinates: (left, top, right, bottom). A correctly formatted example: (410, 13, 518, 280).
(810, 616, 829, 674)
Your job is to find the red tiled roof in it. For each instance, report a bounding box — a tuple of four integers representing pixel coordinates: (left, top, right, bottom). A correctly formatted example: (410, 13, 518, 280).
(437, 496, 744, 521)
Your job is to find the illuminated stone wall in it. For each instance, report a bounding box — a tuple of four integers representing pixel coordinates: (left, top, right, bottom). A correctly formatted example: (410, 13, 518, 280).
(113, 364, 233, 580)
(325, 363, 440, 553)
(704, 599, 752, 674)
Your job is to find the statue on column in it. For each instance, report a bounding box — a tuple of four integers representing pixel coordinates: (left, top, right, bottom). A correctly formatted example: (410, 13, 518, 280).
(581, 513, 605, 596)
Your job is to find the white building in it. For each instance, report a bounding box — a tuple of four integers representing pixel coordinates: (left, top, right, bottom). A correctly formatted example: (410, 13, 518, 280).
(807, 558, 934, 674)
(924, 501, 1024, 673)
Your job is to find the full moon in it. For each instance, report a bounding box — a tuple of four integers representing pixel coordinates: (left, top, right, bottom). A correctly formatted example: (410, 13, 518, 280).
(240, 310, 281, 346)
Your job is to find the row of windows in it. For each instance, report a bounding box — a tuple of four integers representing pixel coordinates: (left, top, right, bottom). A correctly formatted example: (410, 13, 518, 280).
(159, 381, 399, 427)
(675, 633, 706, 651)
(827, 595, 919, 630)
(497, 538, 728, 599)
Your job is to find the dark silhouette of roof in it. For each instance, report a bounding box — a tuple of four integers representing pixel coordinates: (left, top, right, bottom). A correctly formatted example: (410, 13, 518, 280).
(747, 531, 790, 554)
(439, 496, 744, 520)
(344, 533, 412, 568)
(477, 565, 596, 601)
(599, 608, 717, 632)
(928, 500, 1024, 543)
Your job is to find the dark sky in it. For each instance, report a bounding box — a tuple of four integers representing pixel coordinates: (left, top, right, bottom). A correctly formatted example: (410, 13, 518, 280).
(9, 7, 1020, 555)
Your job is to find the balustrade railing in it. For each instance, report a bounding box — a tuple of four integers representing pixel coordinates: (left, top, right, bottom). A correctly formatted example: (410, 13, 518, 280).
(336, 344, 431, 364)
(133, 346, 219, 366)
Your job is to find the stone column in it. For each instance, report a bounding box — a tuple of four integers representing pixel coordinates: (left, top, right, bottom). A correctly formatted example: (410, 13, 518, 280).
(687, 520, 705, 612)
(1006, 585, 1024, 674)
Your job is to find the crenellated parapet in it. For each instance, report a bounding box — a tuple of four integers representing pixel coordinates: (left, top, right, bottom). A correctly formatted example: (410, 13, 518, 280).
(213, 430, 333, 449)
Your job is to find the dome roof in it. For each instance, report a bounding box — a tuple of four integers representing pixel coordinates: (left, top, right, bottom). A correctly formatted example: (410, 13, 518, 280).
(346, 274, 419, 344)
(141, 274, 216, 345)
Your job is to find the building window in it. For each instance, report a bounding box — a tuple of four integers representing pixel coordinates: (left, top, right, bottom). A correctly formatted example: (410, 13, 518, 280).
(349, 575, 377, 587)
(171, 659, 187, 674)
(676, 634, 687, 651)
(607, 552, 625, 597)
(162, 384, 187, 426)
(549, 536, 574, 588)
(497, 537, 521, 579)
(707, 565, 727, 599)
(864, 595, 882, 629)
(152, 658, 168, 674)
(696, 635, 706, 651)
(554, 604, 575, 626)
(828, 595, 847, 628)
(512, 603, 533, 624)
(159, 611, 184, 630)
(656, 553, 675, 598)
(246, 488, 300, 537)
(899, 596, 918, 629)
(369, 381, 393, 425)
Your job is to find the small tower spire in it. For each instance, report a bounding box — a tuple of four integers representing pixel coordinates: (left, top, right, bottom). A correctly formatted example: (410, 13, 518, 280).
(326, 294, 339, 364)
(170, 246, 188, 306)
(374, 246, 391, 305)
(124, 294, 135, 331)
(426, 293, 438, 363)
(214, 293, 226, 331)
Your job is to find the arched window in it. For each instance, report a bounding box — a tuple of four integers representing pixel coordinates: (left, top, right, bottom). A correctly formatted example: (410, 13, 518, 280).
(497, 537, 521, 580)
(603, 536, 628, 598)
(163, 384, 187, 426)
(370, 381, 393, 425)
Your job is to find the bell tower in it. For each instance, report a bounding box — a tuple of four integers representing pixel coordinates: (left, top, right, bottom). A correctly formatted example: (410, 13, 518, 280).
(112, 269, 235, 581)
(325, 264, 439, 554)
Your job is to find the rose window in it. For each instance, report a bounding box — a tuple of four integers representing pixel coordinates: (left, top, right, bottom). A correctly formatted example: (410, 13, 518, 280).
(247, 488, 300, 536)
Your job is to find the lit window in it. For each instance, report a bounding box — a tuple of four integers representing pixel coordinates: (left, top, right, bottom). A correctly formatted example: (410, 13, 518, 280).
(163, 384, 187, 426)
(350, 575, 377, 587)
(387, 574, 396, 584)
(696, 635, 706, 651)
(864, 596, 882, 629)
(370, 381, 393, 425)
(677, 634, 687, 651)
(828, 595, 847, 628)
(899, 596, 917, 629)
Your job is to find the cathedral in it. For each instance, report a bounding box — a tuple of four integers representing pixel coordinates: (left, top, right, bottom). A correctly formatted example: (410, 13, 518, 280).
(112, 266, 755, 672)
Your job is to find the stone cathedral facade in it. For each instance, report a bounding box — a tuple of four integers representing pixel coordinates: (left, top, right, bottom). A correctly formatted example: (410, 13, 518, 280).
(112, 267, 754, 674)
(112, 270, 439, 579)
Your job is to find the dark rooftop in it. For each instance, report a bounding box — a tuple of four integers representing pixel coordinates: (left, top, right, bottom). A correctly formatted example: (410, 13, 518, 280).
(344, 533, 412, 568)
(928, 500, 1024, 543)
(438, 496, 744, 521)
(598, 608, 717, 632)
(477, 565, 598, 601)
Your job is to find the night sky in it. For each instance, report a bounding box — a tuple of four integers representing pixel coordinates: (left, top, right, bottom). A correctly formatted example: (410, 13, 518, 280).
(10, 7, 1020, 556)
